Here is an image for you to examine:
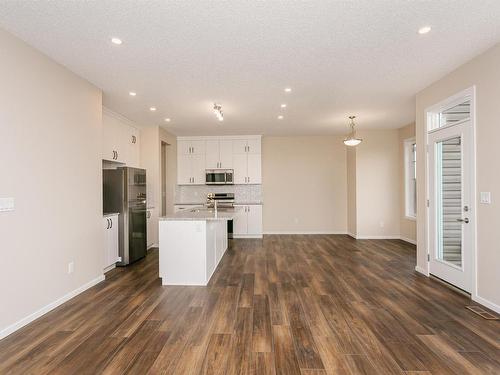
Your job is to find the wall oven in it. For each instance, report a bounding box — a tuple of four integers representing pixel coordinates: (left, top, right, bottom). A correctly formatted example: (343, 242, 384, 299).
(205, 169, 234, 185)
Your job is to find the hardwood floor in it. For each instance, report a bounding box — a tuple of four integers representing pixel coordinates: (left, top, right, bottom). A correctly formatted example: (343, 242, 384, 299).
(1, 235, 499, 374)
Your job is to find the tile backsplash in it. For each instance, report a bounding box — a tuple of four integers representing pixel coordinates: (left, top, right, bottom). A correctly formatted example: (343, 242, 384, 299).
(175, 184, 262, 204)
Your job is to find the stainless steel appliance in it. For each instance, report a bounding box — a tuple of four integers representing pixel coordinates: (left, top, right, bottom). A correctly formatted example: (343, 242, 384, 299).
(103, 167, 147, 265)
(205, 169, 234, 185)
(207, 192, 234, 238)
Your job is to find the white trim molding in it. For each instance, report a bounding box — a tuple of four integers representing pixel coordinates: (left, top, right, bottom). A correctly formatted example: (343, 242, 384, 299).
(400, 236, 417, 245)
(472, 294, 500, 314)
(0, 275, 105, 340)
(263, 231, 348, 235)
(415, 265, 429, 276)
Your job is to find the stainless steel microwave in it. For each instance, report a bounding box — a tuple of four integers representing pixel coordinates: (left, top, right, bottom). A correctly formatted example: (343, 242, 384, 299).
(205, 169, 234, 185)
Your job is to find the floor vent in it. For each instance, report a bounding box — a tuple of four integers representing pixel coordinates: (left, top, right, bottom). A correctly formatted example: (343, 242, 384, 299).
(465, 305, 499, 320)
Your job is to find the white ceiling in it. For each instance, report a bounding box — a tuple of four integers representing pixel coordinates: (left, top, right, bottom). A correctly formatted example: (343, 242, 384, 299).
(1, 1, 499, 136)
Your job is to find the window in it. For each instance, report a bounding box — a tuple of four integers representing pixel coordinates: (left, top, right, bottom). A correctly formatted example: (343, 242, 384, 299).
(404, 138, 417, 219)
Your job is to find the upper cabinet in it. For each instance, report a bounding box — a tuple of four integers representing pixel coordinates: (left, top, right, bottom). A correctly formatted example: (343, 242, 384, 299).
(177, 136, 261, 185)
(102, 109, 140, 167)
(232, 138, 262, 184)
(206, 139, 233, 169)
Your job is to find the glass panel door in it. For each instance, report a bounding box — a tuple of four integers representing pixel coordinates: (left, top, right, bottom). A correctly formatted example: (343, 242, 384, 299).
(428, 120, 473, 292)
(436, 136, 463, 267)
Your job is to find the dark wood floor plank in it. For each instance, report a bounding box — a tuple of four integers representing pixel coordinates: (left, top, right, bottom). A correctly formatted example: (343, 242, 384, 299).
(1, 236, 499, 375)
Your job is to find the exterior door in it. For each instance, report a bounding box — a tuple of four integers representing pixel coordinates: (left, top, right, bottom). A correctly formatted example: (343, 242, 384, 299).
(428, 120, 473, 292)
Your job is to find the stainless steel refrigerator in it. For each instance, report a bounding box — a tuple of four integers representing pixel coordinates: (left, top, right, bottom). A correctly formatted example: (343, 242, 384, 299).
(103, 167, 147, 265)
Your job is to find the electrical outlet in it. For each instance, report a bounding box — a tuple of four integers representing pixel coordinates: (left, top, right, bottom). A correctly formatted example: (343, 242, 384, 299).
(0, 197, 15, 212)
(480, 192, 491, 204)
(68, 262, 74, 274)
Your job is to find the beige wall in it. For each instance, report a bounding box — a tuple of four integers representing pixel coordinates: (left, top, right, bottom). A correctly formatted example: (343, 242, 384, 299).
(346, 147, 357, 236)
(262, 136, 347, 233)
(416, 43, 500, 310)
(398, 123, 417, 243)
(0, 29, 103, 336)
(354, 130, 401, 237)
(140, 126, 177, 246)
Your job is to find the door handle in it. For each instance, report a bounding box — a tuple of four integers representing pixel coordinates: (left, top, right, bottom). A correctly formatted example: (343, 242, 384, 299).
(457, 218, 469, 224)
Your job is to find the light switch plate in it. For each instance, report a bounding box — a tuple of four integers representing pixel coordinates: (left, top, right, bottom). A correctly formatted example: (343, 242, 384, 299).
(480, 192, 491, 204)
(0, 198, 15, 212)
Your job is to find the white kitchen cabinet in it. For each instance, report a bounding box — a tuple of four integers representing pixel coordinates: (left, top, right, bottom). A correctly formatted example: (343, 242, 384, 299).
(247, 205, 263, 235)
(177, 152, 206, 185)
(177, 136, 260, 185)
(233, 205, 248, 236)
(178, 139, 205, 155)
(233, 204, 262, 238)
(146, 208, 157, 249)
(206, 140, 233, 169)
(233, 154, 248, 185)
(232, 138, 262, 184)
(102, 110, 140, 167)
(247, 154, 262, 184)
(103, 214, 119, 271)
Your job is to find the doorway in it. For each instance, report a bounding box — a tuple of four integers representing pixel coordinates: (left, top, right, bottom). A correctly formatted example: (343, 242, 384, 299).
(426, 88, 476, 293)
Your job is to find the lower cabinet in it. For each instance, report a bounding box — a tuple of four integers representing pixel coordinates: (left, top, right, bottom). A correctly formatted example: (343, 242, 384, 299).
(103, 214, 119, 271)
(146, 207, 157, 249)
(233, 204, 263, 238)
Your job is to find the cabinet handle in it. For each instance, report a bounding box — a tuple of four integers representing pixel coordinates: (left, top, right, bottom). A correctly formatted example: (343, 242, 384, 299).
(110, 218, 112, 229)
(107, 218, 110, 229)
(248, 177, 250, 183)
(248, 145, 250, 152)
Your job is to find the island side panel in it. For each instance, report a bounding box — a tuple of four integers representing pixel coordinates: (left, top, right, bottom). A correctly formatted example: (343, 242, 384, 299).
(159, 220, 207, 285)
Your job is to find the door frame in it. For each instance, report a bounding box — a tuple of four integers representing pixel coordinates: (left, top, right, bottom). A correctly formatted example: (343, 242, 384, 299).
(424, 86, 477, 296)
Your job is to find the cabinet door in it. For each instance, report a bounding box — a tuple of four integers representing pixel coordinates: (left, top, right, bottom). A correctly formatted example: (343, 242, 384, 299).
(191, 153, 206, 184)
(205, 140, 220, 169)
(247, 205, 263, 235)
(247, 153, 262, 184)
(232, 154, 248, 184)
(128, 127, 140, 167)
(102, 116, 121, 161)
(246, 139, 261, 154)
(109, 216, 119, 263)
(103, 218, 110, 267)
(177, 154, 192, 184)
(232, 139, 248, 154)
(233, 206, 248, 235)
(177, 140, 192, 154)
(190, 140, 205, 155)
(219, 140, 233, 168)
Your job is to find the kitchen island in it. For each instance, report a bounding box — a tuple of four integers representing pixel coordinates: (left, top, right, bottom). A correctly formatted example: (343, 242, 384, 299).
(158, 207, 236, 285)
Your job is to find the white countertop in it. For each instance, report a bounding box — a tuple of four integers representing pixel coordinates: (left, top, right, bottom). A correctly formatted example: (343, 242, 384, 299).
(174, 202, 263, 205)
(160, 207, 238, 221)
(103, 212, 120, 217)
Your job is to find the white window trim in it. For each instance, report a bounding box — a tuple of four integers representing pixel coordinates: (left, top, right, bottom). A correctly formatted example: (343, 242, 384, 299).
(404, 137, 417, 220)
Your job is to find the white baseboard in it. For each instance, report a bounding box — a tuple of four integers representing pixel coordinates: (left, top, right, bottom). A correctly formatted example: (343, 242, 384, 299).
(415, 265, 429, 276)
(399, 236, 417, 245)
(472, 294, 500, 314)
(355, 234, 401, 240)
(103, 264, 116, 273)
(347, 232, 357, 239)
(233, 234, 263, 239)
(147, 243, 158, 250)
(262, 231, 347, 235)
(0, 274, 105, 340)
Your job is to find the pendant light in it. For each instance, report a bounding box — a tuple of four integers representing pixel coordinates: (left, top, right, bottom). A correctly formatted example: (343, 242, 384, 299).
(343, 115, 362, 146)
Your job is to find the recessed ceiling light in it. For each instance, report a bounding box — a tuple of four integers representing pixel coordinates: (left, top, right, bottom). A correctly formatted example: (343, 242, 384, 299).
(277, 115, 284, 120)
(418, 26, 431, 35)
(129, 92, 136, 96)
(164, 118, 171, 122)
(111, 37, 122, 45)
(281, 104, 287, 108)
(284, 88, 292, 93)
(150, 107, 156, 111)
